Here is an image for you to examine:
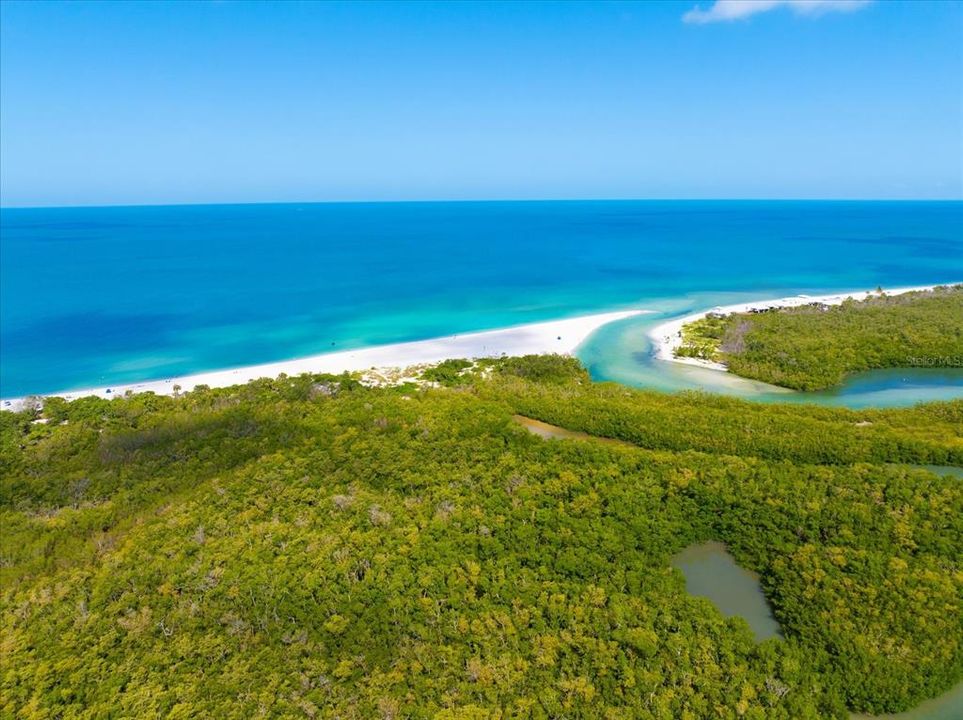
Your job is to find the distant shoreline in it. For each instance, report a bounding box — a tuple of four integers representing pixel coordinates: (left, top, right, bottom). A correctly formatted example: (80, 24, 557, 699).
(648, 283, 957, 374)
(1, 309, 648, 412)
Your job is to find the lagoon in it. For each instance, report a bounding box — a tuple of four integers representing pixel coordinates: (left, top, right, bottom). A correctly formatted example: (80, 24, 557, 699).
(577, 309, 963, 408)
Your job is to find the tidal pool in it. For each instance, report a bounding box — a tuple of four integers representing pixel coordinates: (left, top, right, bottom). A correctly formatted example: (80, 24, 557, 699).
(671, 541, 782, 642)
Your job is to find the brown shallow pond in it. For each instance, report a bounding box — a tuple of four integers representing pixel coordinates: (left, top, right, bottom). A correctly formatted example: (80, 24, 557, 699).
(671, 541, 782, 642)
(512, 415, 632, 447)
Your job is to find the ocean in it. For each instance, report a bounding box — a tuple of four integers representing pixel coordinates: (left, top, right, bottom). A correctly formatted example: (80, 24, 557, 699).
(2, 200, 961, 402)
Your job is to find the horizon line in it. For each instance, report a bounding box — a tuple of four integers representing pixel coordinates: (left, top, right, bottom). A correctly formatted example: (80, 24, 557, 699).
(3, 196, 962, 211)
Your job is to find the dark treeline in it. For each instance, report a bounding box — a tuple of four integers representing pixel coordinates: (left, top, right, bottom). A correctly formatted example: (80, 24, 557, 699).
(2, 359, 961, 718)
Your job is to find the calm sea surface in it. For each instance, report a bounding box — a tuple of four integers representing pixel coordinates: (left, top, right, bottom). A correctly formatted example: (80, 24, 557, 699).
(2, 200, 961, 400)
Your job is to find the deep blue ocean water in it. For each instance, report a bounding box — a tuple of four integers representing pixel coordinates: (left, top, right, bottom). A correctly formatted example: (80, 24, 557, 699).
(2, 200, 961, 402)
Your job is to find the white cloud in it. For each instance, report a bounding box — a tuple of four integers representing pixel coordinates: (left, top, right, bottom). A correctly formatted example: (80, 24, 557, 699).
(683, 0, 871, 24)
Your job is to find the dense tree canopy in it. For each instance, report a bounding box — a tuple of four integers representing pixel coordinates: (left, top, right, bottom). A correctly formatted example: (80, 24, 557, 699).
(1, 360, 961, 718)
(675, 285, 963, 390)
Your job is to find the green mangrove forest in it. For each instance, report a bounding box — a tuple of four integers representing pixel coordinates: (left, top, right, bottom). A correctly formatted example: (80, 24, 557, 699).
(2, 355, 961, 719)
(675, 285, 963, 391)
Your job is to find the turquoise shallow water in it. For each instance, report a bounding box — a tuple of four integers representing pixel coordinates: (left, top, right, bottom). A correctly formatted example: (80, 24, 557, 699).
(2, 200, 961, 400)
(2, 202, 961, 716)
(576, 308, 963, 409)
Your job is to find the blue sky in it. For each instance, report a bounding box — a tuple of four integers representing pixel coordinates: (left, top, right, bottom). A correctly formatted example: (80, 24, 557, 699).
(1, 0, 960, 206)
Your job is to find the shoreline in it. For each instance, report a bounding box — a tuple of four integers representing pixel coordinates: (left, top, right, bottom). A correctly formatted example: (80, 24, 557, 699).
(648, 284, 956, 374)
(2, 309, 649, 412)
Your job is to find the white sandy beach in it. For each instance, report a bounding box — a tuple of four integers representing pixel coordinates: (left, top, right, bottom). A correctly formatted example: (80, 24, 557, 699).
(649, 284, 955, 373)
(2, 309, 648, 411)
